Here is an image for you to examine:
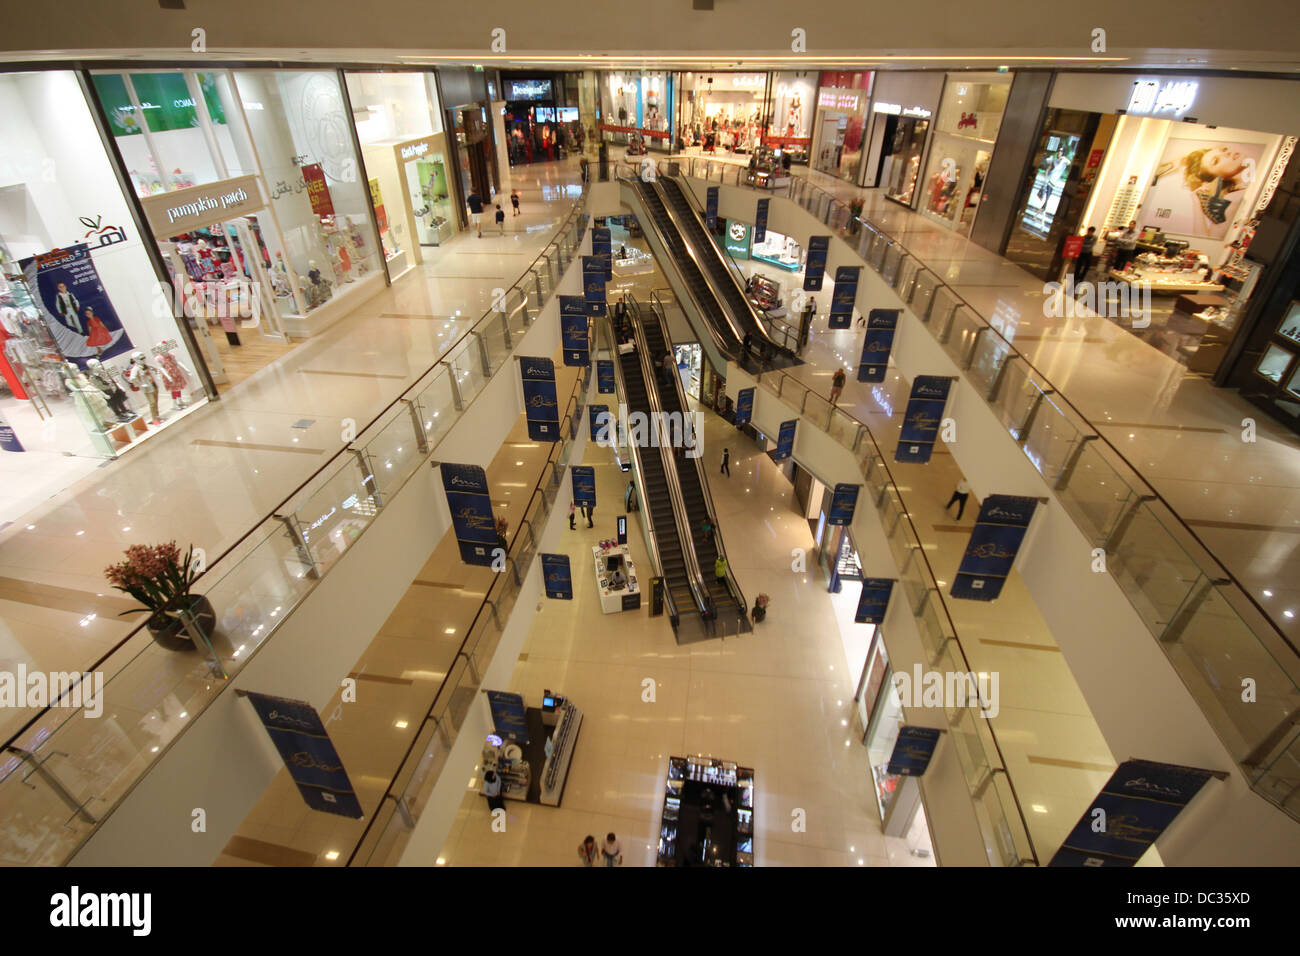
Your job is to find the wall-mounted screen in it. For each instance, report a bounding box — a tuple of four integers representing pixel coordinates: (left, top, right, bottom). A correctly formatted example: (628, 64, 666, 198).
(557, 106, 579, 123)
(1020, 132, 1079, 240)
(532, 107, 555, 122)
(507, 78, 552, 101)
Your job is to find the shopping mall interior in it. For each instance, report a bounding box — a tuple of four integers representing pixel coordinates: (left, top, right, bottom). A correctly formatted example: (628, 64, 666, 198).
(1, 1, 1300, 893)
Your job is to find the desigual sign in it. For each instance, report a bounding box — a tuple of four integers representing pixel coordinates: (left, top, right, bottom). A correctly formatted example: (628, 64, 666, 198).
(141, 174, 266, 239)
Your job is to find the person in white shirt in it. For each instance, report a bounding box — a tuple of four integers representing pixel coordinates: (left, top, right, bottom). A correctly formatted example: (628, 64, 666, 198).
(601, 832, 622, 867)
(945, 478, 972, 521)
(481, 769, 504, 812)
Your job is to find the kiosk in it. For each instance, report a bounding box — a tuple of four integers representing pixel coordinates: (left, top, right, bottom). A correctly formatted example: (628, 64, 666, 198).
(593, 543, 641, 613)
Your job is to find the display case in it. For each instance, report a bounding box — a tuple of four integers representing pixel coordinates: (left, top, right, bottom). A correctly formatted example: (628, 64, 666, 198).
(658, 755, 754, 866)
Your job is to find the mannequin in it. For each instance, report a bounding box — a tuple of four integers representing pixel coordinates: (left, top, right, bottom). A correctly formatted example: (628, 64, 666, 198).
(304, 260, 332, 309)
(348, 223, 371, 275)
(85, 358, 135, 421)
(154, 344, 192, 409)
(62, 361, 117, 430)
(124, 351, 162, 425)
(271, 252, 292, 297)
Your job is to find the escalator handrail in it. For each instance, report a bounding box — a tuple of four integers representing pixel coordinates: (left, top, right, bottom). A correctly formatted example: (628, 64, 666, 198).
(646, 291, 748, 619)
(596, 316, 680, 625)
(625, 296, 714, 621)
(617, 177, 741, 365)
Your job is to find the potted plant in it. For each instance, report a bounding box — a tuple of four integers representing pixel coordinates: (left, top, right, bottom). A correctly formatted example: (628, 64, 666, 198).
(105, 541, 216, 651)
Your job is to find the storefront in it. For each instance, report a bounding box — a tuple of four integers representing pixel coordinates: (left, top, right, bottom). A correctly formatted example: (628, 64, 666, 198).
(861, 72, 945, 202)
(0, 70, 215, 512)
(765, 71, 817, 164)
(810, 71, 873, 183)
(500, 74, 582, 165)
(750, 227, 803, 273)
(439, 68, 501, 216)
(598, 71, 673, 154)
(674, 72, 763, 153)
(1006, 73, 1299, 371)
(918, 73, 1012, 236)
(346, 71, 453, 280)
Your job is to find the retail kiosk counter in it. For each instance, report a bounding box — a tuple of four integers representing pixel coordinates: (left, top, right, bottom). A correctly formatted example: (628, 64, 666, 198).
(592, 543, 641, 613)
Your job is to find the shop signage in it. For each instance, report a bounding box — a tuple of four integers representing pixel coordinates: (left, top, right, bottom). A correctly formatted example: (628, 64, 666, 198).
(485, 690, 531, 742)
(542, 553, 573, 600)
(895, 375, 951, 464)
(731, 74, 766, 87)
(873, 102, 902, 115)
(724, 220, 751, 260)
(734, 386, 755, 426)
(754, 198, 769, 244)
(774, 419, 797, 461)
(803, 236, 830, 291)
(950, 495, 1039, 601)
(828, 265, 861, 329)
(597, 359, 615, 394)
(858, 309, 898, 383)
(301, 163, 334, 217)
(571, 465, 596, 507)
(20, 244, 135, 367)
(399, 138, 435, 160)
(855, 578, 894, 624)
(520, 356, 560, 442)
(621, 591, 642, 611)
(1126, 79, 1198, 118)
(141, 174, 265, 239)
(886, 726, 942, 777)
(1049, 760, 1219, 867)
(243, 692, 363, 818)
(582, 257, 607, 317)
(589, 404, 610, 443)
(828, 483, 860, 526)
(441, 463, 499, 566)
(818, 89, 861, 112)
(560, 296, 590, 366)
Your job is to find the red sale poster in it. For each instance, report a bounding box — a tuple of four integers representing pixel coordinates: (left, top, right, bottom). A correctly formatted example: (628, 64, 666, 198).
(302, 163, 335, 217)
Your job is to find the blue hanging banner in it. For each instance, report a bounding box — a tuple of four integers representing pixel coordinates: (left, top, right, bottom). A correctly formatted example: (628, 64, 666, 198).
(592, 226, 613, 280)
(571, 465, 596, 507)
(441, 462, 499, 566)
(597, 359, 615, 393)
(560, 295, 590, 367)
(541, 553, 574, 600)
(1049, 759, 1219, 867)
(950, 494, 1038, 601)
(519, 355, 560, 442)
(706, 186, 719, 231)
(734, 386, 755, 426)
(485, 690, 531, 743)
(828, 265, 861, 329)
(827, 482, 860, 526)
(0, 411, 25, 453)
(582, 256, 607, 317)
(858, 309, 898, 383)
(773, 419, 797, 460)
(589, 403, 610, 443)
(754, 197, 769, 244)
(855, 578, 894, 624)
(895, 376, 951, 464)
(886, 726, 942, 777)
(244, 692, 364, 818)
(803, 235, 830, 291)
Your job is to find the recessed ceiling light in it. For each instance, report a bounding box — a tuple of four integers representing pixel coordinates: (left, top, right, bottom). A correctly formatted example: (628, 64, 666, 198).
(394, 720, 408, 729)
(324, 850, 340, 861)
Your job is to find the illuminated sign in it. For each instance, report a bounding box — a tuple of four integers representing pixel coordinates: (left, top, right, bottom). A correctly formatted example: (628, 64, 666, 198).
(1127, 79, 1198, 117)
(819, 89, 861, 112)
(872, 102, 931, 118)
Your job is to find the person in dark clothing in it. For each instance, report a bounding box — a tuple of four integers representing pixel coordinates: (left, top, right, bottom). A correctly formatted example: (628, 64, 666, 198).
(495, 203, 506, 235)
(1073, 227, 1097, 284)
(467, 191, 485, 237)
(583, 503, 594, 528)
(720, 448, 730, 477)
(569, 501, 576, 530)
(482, 770, 504, 812)
(742, 330, 753, 357)
(511, 190, 521, 216)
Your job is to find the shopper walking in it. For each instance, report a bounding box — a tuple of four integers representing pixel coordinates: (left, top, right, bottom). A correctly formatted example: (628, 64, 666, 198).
(569, 501, 576, 530)
(511, 190, 521, 216)
(578, 835, 599, 866)
(495, 203, 506, 235)
(720, 447, 730, 477)
(830, 367, 847, 406)
(625, 480, 638, 513)
(467, 190, 485, 238)
(583, 502, 594, 528)
(602, 832, 622, 866)
(714, 554, 729, 589)
(1073, 226, 1097, 284)
(944, 477, 972, 521)
(482, 769, 504, 813)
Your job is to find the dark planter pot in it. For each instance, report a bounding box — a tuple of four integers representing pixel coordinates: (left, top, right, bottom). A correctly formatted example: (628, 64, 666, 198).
(147, 594, 216, 651)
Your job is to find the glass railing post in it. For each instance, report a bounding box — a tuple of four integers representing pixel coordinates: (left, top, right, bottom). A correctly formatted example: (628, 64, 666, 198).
(6, 746, 97, 824)
(1014, 389, 1050, 444)
(404, 397, 429, 456)
(499, 310, 512, 349)
(474, 330, 492, 376)
(986, 354, 1018, 403)
(443, 360, 465, 412)
(352, 448, 384, 509)
(963, 327, 989, 370)
(274, 512, 320, 579)
(1054, 433, 1098, 489)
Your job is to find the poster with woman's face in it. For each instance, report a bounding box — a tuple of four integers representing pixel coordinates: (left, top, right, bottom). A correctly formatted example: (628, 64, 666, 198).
(1146, 138, 1265, 240)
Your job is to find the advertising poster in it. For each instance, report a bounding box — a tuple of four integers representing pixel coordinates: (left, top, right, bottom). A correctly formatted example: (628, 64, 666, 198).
(244, 693, 364, 818)
(589, 404, 610, 443)
(858, 309, 898, 383)
(803, 235, 830, 291)
(301, 163, 335, 217)
(886, 726, 942, 777)
(1020, 132, 1079, 240)
(440, 462, 499, 567)
(774, 419, 797, 460)
(560, 295, 590, 367)
(1146, 138, 1264, 240)
(368, 178, 388, 232)
(1049, 759, 1217, 867)
(828, 265, 861, 329)
(571, 465, 596, 507)
(755, 198, 769, 244)
(485, 690, 530, 743)
(20, 245, 134, 366)
(592, 226, 613, 279)
(706, 186, 719, 231)
(734, 386, 755, 426)
(950, 495, 1038, 601)
(541, 553, 573, 600)
(855, 578, 894, 625)
(895, 376, 951, 464)
(828, 482, 860, 526)
(724, 220, 752, 260)
(582, 257, 607, 318)
(0, 411, 25, 453)
(520, 356, 560, 442)
(597, 359, 615, 393)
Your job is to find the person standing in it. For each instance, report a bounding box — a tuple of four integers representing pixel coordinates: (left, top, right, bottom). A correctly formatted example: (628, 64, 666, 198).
(580, 155, 590, 183)
(495, 203, 506, 235)
(720, 447, 730, 477)
(742, 330, 753, 359)
(661, 349, 676, 389)
(578, 835, 599, 866)
(944, 477, 972, 521)
(830, 367, 846, 405)
(511, 190, 521, 216)
(1115, 220, 1139, 271)
(467, 190, 485, 238)
(583, 502, 594, 528)
(569, 501, 576, 530)
(714, 554, 729, 589)
(482, 769, 504, 813)
(1073, 226, 1097, 284)
(53, 281, 82, 333)
(602, 832, 622, 867)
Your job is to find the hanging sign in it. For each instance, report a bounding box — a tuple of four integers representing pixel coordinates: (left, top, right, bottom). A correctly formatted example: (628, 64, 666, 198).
(542, 553, 574, 600)
(485, 690, 530, 743)
(828, 482, 860, 526)
(560, 296, 590, 366)
(950, 495, 1038, 601)
(855, 578, 894, 624)
(1049, 759, 1219, 867)
(441, 463, 499, 567)
(734, 386, 755, 426)
(582, 257, 607, 317)
(597, 359, 616, 393)
(520, 356, 560, 442)
(828, 265, 861, 329)
(20, 244, 135, 366)
(858, 309, 898, 383)
(592, 226, 613, 279)
(706, 186, 719, 231)
(244, 692, 364, 818)
(0, 411, 25, 453)
(589, 404, 611, 444)
(895, 376, 951, 464)
(773, 419, 797, 461)
(886, 726, 942, 777)
(301, 163, 335, 217)
(571, 465, 596, 507)
(803, 235, 830, 291)
(140, 173, 265, 239)
(754, 198, 769, 244)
